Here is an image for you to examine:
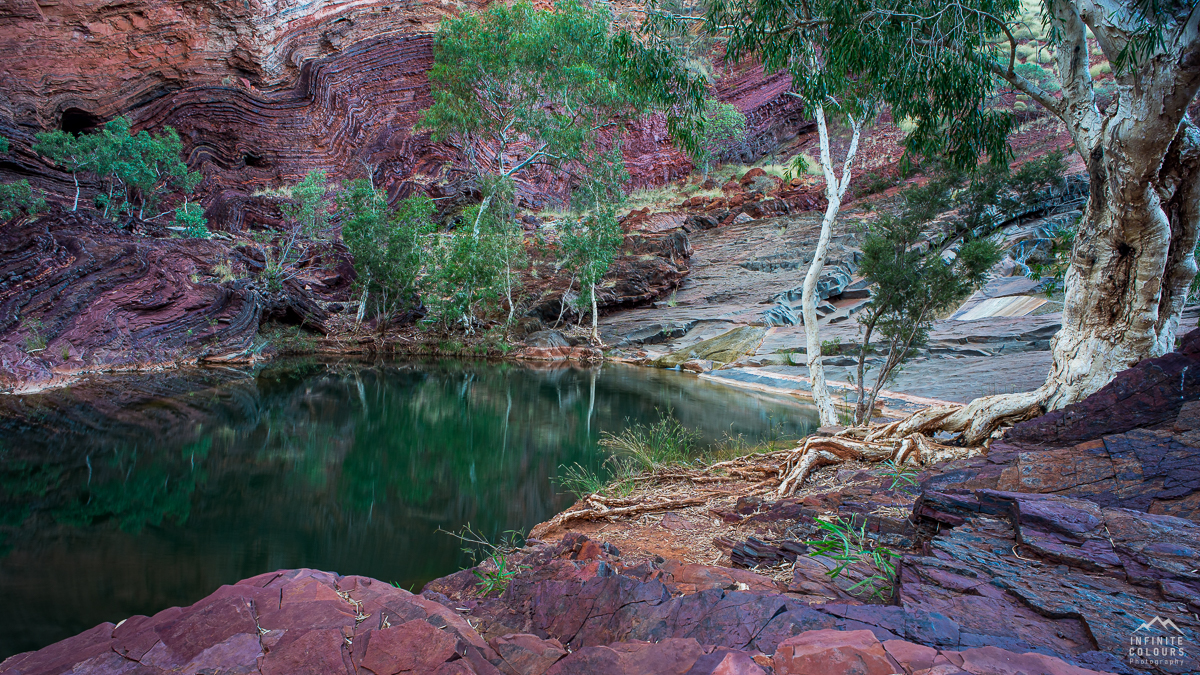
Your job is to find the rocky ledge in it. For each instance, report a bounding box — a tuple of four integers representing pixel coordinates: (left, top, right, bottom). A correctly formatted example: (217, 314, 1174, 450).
(0, 558, 1128, 675)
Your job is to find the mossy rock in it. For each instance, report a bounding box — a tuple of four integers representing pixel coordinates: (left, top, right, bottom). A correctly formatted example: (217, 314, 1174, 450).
(652, 326, 766, 368)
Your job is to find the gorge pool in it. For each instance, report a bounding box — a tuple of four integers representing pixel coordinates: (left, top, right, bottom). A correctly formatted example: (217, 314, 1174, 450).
(0, 359, 818, 658)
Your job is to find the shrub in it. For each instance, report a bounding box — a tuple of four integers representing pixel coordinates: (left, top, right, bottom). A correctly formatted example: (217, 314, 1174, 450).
(338, 180, 435, 330)
(173, 200, 209, 238)
(424, 185, 523, 331)
(33, 117, 201, 219)
(281, 170, 331, 237)
(692, 99, 748, 176)
(850, 172, 1003, 423)
(0, 179, 47, 222)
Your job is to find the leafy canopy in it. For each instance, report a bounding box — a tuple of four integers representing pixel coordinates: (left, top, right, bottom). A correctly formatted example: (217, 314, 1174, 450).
(0, 137, 47, 222)
(647, 0, 1025, 168)
(693, 99, 748, 175)
(338, 179, 436, 326)
(33, 116, 201, 218)
(419, 0, 702, 180)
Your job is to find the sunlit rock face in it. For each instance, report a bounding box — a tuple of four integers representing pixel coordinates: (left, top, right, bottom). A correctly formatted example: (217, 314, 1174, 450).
(0, 0, 804, 225)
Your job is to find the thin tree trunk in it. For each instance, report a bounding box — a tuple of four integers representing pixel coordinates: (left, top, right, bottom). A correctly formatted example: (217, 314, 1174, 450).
(71, 173, 79, 212)
(802, 106, 862, 428)
(590, 281, 599, 344)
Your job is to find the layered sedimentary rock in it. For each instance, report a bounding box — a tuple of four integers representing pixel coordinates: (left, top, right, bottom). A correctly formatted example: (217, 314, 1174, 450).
(0, 210, 343, 393)
(0, 0, 805, 224)
(0, 561, 1121, 675)
(925, 327, 1200, 520)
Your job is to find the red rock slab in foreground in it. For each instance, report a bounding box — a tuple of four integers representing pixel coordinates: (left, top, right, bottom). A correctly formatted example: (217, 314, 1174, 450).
(0, 563, 1123, 675)
(0, 568, 504, 675)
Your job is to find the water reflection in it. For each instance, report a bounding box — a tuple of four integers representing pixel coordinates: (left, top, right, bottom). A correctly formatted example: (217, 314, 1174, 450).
(0, 359, 817, 658)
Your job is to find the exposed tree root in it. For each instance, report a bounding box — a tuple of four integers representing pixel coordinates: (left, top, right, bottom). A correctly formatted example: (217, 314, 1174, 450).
(774, 430, 985, 496)
(529, 494, 711, 538)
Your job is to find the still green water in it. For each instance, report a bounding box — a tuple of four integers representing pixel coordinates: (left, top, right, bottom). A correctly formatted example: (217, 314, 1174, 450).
(0, 359, 817, 658)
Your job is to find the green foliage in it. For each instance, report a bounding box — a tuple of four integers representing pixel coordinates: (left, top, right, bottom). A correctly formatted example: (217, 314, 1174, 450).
(441, 523, 528, 596)
(258, 323, 318, 354)
(676, 0, 1022, 169)
(820, 337, 843, 356)
(281, 170, 331, 236)
(420, 0, 651, 181)
(555, 461, 625, 499)
(1012, 62, 1061, 93)
(419, 0, 706, 334)
(424, 185, 525, 330)
(21, 317, 47, 353)
(254, 171, 333, 294)
(0, 137, 8, 154)
(561, 208, 624, 313)
(173, 200, 209, 238)
(0, 179, 47, 221)
(599, 411, 701, 470)
(851, 171, 1004, 423)
(33, 117, 201, 219)
(880, 459, 919, 492)
(693, 99, 748, 175)
(338, 180, 435, 328)
(804, 516, 899, 600)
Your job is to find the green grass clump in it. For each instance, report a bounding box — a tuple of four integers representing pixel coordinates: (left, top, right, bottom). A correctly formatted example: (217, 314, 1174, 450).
(804, 516, 899, 601)
(600, 414, 701, 470)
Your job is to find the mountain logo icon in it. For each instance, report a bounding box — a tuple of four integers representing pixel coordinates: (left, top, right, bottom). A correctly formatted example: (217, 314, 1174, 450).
(1135, 616, 1185, 634)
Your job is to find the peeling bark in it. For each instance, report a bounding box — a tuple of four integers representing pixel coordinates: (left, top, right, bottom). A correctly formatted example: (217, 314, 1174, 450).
(908, 0, 1200, 443)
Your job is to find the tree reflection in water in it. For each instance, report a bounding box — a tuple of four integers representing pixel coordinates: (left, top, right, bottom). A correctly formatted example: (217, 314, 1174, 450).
(0, 359, 817, 658)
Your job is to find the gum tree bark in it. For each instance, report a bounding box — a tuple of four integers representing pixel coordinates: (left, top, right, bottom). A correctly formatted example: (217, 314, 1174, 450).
(918, 0, 1200, 443)
(801, 105, 863, 427)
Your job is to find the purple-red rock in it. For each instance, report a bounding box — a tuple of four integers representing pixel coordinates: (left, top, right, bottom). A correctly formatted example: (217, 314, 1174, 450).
(0, 568, 499, 675)
(544, 638, 706, 675)
(772, 629, 899, 675)
(926, 328, 1200, 520)
(489, 634, 567, 675)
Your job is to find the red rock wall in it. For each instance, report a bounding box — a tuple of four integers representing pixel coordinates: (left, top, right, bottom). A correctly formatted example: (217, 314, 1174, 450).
(0, 0, 806, 226)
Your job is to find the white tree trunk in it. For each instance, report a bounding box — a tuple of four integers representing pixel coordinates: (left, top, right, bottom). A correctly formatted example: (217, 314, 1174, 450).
(932, 0, 1200, 443)
(591, 281, 599, 344)
(802, 105, 863, 427)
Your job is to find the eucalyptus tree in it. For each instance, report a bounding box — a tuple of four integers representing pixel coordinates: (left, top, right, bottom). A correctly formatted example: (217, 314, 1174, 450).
(652, 0, 878, 425)
(835, 0, 1200, 441)
(419, 0, 704, 330)
(33, 117, 200, 220)
(670, 0, 1200, 441)
(419, 0, 659, 214)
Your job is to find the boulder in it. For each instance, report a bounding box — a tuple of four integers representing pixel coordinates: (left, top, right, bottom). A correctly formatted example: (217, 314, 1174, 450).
(489, 634, 567, 675)
(524, 331, 571, 349)
(652, 327, 766, 368)
(0, 569, 502, 675)
(772, 629, 899, 675)
(545, 639, 706, 675)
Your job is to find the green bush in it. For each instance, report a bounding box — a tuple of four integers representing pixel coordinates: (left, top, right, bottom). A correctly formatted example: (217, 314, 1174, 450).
(173, 200, 209, 238)
(692, 99, 748, 176)
(0, 137, 47, 221)
(282, 170, 331, 237)
(0, 179, 47, 222)
(338, 180, 435, 329)
(33, 117, 200, 219)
